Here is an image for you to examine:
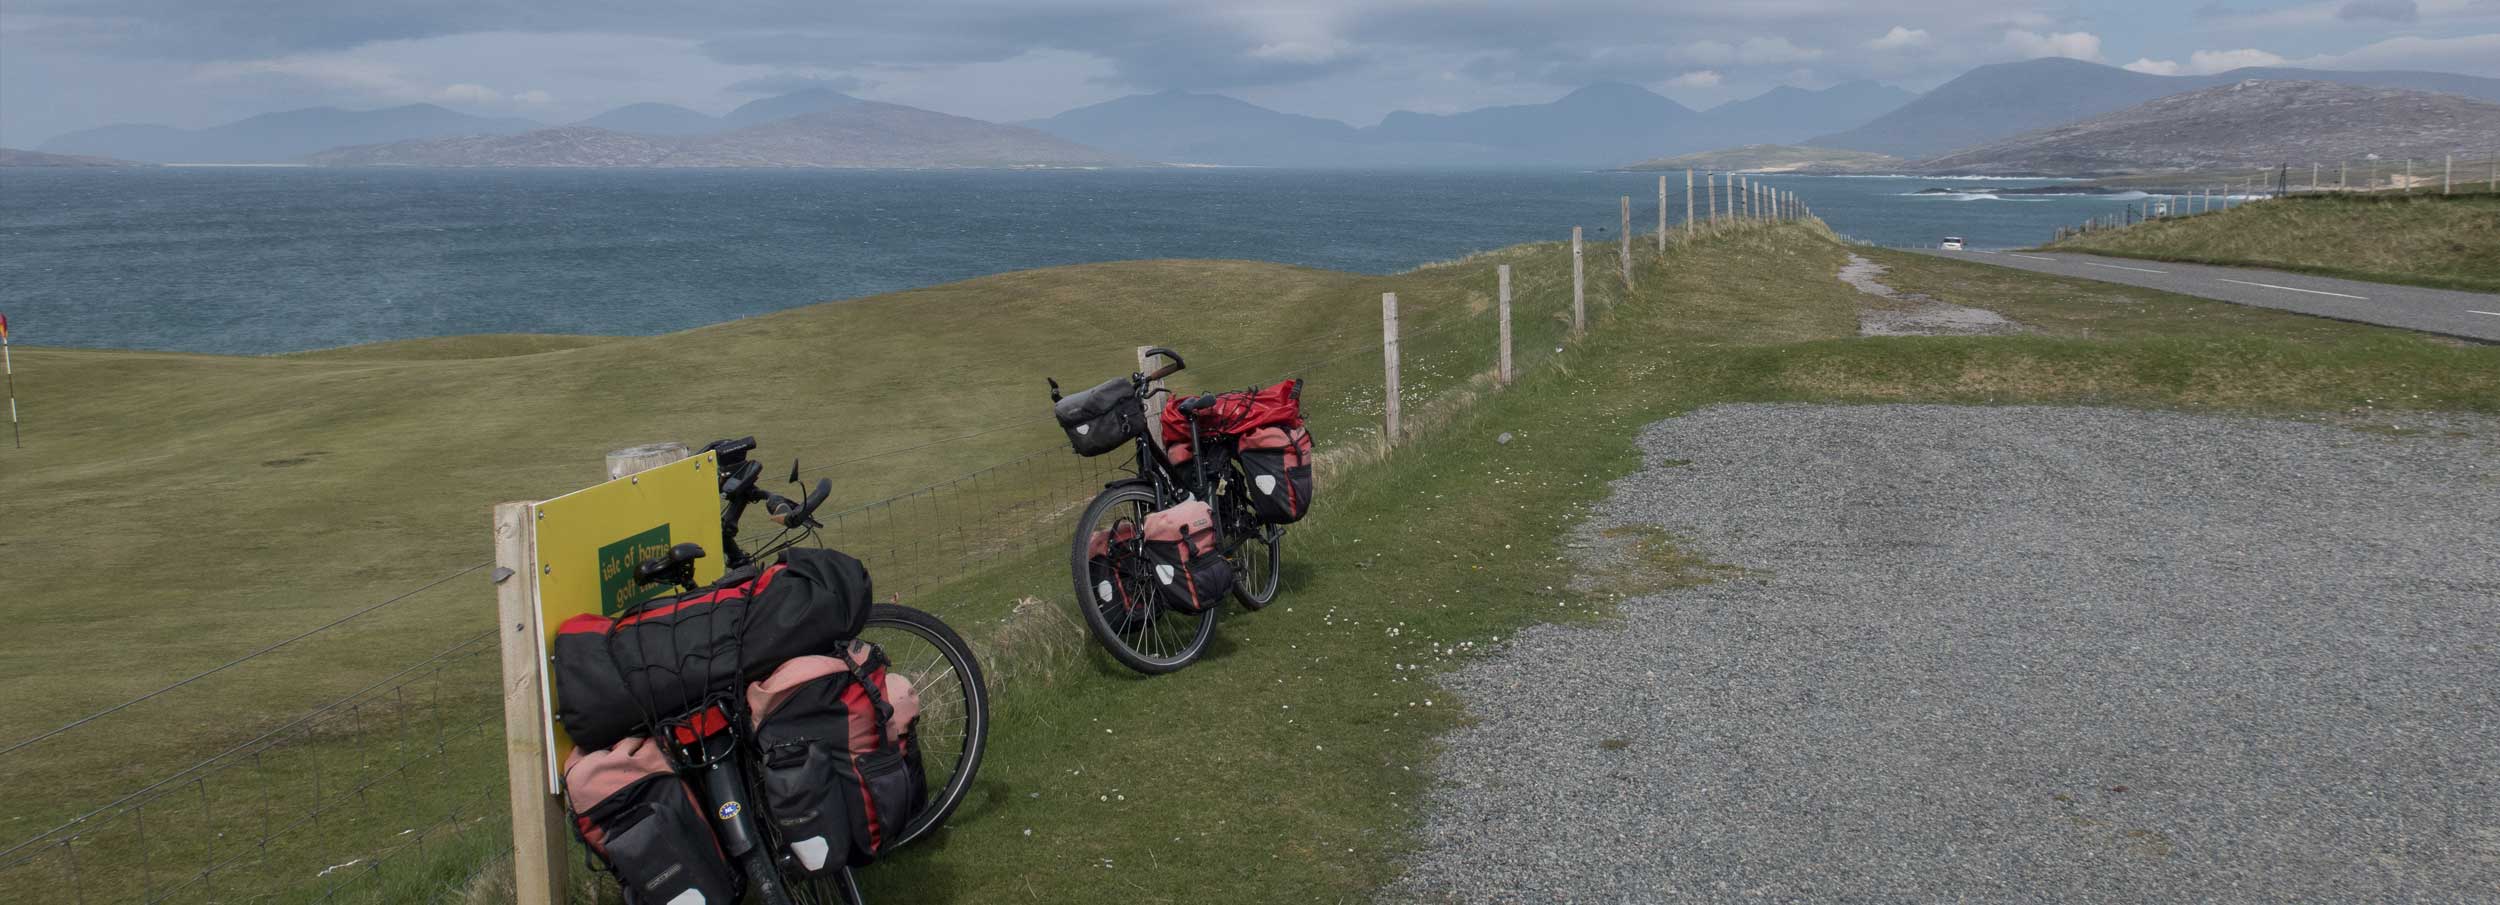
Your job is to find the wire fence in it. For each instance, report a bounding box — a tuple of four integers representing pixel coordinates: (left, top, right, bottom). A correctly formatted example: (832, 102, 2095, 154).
(2050, 152, 2499, 240)
(0, 188, 1755, 903)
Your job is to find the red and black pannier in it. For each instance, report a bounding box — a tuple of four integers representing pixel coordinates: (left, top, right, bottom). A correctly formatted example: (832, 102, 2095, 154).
(747, 644, 927, 872)
(563, 736, 737, 905)
(1238, 425, 1315, 523)
(1140, 501, 1235, 613)
(1085, 522, 1149, 630)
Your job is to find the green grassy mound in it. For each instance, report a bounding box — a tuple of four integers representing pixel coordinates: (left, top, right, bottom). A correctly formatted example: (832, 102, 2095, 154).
(2046, 190, 2500, 293)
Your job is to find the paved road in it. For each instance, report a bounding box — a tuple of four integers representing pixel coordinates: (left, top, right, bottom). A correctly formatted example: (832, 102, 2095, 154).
(1911, 248, 2500, 342)
(1396, 405, 2500, 904)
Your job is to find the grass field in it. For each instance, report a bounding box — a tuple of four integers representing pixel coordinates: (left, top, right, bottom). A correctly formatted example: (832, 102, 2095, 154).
(2044, 189, 2500, 293)
(5, 211, 2495, 903)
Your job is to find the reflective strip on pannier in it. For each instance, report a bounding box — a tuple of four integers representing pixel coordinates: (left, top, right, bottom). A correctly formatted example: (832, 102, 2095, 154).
(1139, 501, 1235, 613)
(1054, 376, 1145, 457)
(747, 643, 928, 872)
(1238, 426, 1316, 524)
(562, 737, 737, 905)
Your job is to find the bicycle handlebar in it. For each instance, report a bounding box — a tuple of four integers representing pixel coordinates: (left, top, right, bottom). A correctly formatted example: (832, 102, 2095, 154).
(1141, 347, 1185, 382)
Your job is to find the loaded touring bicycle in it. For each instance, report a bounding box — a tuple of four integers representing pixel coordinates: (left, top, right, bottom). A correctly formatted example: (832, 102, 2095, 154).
(550, 437, 989, 905)
(1049, 348, 1317, 674)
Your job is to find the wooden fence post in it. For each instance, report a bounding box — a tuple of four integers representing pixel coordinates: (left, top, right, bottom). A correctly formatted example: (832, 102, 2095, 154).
(1707, 173, 1717, 226)
(2406, 158, 2414, 193)
(1380, 293, 1401, 445)
(1685, 169, 1696, 236)
(604, 442, 688, 481)
(1570, 226, 1586, 334)
(1619, 196, 1632, 289)
(1656, 176, 1667, 253)
(1496, 265, 1513, 385)
(2445, 155, 2453, 195)
(1137, 346, 1169, 414)
(496, 501, 568, 905)
(2341, 161, 2348, 189)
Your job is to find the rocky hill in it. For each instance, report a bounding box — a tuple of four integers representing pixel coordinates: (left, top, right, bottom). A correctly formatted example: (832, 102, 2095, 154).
(1812, 58, 2500, 159)
(305, 102, 1129, 168)
(1914, 80, 2500, 177)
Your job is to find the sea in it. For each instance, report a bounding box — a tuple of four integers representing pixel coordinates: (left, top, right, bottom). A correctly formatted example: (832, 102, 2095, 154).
(0, 167, 2167, 354)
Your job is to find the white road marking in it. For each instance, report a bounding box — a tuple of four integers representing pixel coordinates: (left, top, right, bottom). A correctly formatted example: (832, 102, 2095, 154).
(2469, 310, 2500, 318)
(2215, 278, 2368, 300)
(2007, 253, 2055, 261)
(2086, 261, 2168, 274)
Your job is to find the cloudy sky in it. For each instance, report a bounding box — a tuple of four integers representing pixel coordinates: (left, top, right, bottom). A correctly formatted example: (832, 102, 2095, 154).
(4, 0, 2496, 145)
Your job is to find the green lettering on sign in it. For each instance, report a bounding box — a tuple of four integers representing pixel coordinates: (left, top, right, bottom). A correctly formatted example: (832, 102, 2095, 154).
(596, 525, 674, 616)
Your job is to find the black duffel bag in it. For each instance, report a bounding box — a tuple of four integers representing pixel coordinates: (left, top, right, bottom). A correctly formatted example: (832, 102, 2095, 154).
(1054, 376, 1145, 457)
(603, 547, 875, 727)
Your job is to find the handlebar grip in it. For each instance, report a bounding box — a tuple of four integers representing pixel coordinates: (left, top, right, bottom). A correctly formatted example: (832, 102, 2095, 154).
(1141, 347, 1184, 381)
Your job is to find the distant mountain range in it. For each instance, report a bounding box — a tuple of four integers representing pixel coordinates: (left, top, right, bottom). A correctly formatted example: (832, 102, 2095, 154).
(1812, 58, 2500, 158)
(1024, 81, 1919, 167)
(304, 102, 1126, 168)
(0, 147, 152, 167)
(1914, 80, 2500, 176)
(39, 103, 542, 163)
(27, 57, 2500, 172)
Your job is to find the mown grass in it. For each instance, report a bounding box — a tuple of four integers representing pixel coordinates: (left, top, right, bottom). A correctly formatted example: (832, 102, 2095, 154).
(9, 213, 2496, 904)
(2043, 190, 2500, 293)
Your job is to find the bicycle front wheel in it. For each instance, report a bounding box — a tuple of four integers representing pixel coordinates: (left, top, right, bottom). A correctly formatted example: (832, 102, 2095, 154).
(854, 603, 988, 849)
(1071, 484, 1215, 674)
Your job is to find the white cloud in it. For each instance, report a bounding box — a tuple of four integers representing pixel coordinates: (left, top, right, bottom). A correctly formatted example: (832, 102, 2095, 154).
(1737, 36, 1821, 64)
(2122, 48, 2290, 76)
(2188, 48, 2288, 72)
(1866, 26, 1930, 51)
(2001, 29, 2103, 62)
(1672, 35, 1819, 67)
(2289, 32, 2500, 76)
(1666, 69, 1722, 87)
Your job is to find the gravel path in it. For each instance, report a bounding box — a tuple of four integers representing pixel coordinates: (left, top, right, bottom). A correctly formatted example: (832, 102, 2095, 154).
(1841, 254, 2022, 337)
(1392, 405, 2500, 904)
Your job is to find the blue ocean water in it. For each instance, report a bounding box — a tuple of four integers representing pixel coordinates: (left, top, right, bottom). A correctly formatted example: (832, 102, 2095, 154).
(0, 168, 2140, 354)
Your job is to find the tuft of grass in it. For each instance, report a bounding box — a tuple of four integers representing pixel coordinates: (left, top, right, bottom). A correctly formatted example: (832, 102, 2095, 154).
(2044, 191, 2500, 293)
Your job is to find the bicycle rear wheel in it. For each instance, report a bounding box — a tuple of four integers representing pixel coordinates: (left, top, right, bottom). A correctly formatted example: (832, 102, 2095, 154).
(853, 603, 988, 849)
(1071, 483, 1215, 674)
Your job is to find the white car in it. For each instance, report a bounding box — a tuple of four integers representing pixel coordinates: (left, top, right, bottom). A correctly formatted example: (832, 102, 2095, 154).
(1940, 237, 1965, 250)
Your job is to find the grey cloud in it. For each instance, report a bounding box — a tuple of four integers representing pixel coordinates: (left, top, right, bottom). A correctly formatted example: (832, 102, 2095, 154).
(2337, 0, 2418, 21)
(724, 73, 874, 95)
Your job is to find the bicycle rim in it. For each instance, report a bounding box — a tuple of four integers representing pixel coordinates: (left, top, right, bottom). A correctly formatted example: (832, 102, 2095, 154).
(1072, 486, 1214, 674)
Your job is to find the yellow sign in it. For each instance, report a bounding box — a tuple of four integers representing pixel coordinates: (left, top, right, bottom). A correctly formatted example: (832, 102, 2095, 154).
(530, 451, 725, 778)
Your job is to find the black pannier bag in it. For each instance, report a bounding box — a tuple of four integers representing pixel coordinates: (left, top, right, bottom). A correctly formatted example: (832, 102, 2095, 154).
(1140, 501, 1235, 613)
(1054, 376, 1145, 457)
(606, 547, 873, 727)
(552, 613, 640, 753)
(1238, 425, 1315, 524)
(564, 737, 737, 905)
(747, 645, 927, 871)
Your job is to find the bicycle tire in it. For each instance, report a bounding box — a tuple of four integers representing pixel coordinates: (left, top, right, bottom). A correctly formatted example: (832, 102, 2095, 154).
(857, 602, 990, 849)
(742, 847, 800, 905)
(1070, 484, 1215, 675)
(1230, 523, 1285, 610)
